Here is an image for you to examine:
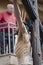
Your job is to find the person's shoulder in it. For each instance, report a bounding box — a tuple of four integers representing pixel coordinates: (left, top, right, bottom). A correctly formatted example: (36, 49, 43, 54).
(12, 14, 15, 17)
(13, 14, 17, 21)
(0, 11, 5, 19)
(0, 12, 3, 15)
(0, 11, 7, 15)
(3, 11, 7, 15)
(0, 11, 6, 14)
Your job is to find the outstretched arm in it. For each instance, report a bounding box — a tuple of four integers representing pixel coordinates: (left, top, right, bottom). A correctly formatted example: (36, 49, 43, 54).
(12, 0, 26, 33)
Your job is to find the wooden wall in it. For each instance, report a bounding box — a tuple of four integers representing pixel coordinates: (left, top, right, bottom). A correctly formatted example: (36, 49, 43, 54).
(0, 0, 9, 12)
(38, 0, 43, 23)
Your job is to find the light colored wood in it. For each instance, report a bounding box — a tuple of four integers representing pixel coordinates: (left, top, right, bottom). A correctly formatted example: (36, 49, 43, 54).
(0, 54, 18, 65)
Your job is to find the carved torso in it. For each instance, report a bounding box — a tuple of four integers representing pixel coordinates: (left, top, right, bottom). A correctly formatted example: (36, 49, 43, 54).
(15, 23, 31, 58)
